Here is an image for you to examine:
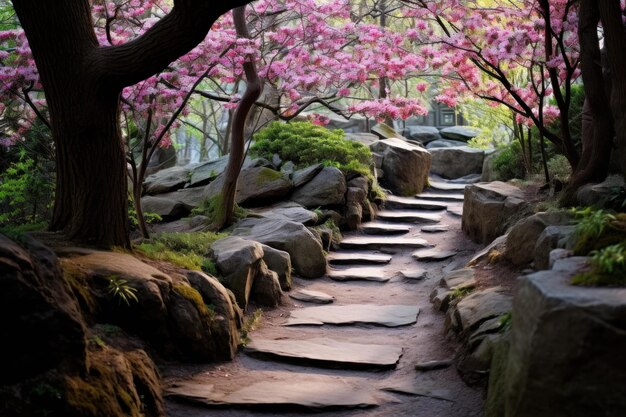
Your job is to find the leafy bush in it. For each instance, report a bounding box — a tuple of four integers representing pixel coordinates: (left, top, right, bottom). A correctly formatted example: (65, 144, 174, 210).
(0, 155, 54, 226)
(136, 231, 226, 273)
(572, 242, 626, 287)
(492, 141, 526, 181)
(250, 121, 373, 179)
(571, 208, 626, 254)
(547, 154, 572, 183)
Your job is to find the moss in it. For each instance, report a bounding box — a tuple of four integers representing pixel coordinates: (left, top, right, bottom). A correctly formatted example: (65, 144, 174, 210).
(173, 284, 215, 322)
(255, 167, 283, 185)
(61, 262, 98, 318)
(191, 194, 248, 226)
(450, 286, 474, 301)
(240, 308, 263, 347)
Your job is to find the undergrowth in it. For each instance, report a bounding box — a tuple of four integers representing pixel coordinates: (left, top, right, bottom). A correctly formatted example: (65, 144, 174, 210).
(135, 231, 226, 274)
(240, 309, 263, 346)
(572, 242, 626, 287)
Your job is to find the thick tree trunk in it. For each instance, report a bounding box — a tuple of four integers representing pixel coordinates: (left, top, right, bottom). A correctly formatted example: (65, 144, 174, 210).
(213, 5, 263, 230)
(564, 0, 613, 203)
(12, 0, 252, 247)
(598, 1, 626, 182)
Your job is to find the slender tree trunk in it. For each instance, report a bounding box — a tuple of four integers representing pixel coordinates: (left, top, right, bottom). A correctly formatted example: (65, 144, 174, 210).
(213, 5, 262, 230)
(598, 1, 626, 182)
(564, 0, 613, 203)
(12, 0, 253, 247)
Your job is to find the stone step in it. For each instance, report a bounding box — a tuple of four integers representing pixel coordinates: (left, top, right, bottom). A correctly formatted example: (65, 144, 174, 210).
(447, 206, 463, 217)
(166, 372, 379, 411)
(412, 248, 457, 261)
(376, 210, 442, 224)
(339, 236, 432, 250)
(289, 289, 335, 304)
(417, 192, 465, 202)
(327, 252, 393, 265)
(384, 195, 448, 211)
(361, 222, 411, 236)
(328, 266, 390, 282)
(245, 338, 402, 370)
(421, 225, 450, 233)
(427, 179, 469, 192)
(284, 304, 420, 327)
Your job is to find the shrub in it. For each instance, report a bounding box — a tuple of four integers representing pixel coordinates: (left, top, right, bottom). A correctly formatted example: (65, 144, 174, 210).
(250, 121, 373, 179)
(492, 141, 526, 181)
(571, 208, 626, 255)
(547, 154, 572, 183)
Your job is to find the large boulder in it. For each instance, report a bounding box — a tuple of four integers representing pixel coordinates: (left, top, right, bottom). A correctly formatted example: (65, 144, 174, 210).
(203, 166, 293, 207)
(0, 235, 87, 384)
(504, 211, 573, 266)
(189, 156, 271, 188)
(429, 146, 485, 179)
(210, 236, 264, 308)
(251, 202, 318, 225)
(370, 138, 431, 196)
(61, 251, 236, 361)
(488, 259, 626, 417)
(291, 163, 324, 187)
(426, 139, 468, 149)
(140, 195, 189, 220)
(440, 126, 479, 142)
(448, 287, 512, 334)
(406, 126, 441, 144)
(260, 244, 292, 291)
(371, 123, 409, 140)
(344, 132, 379, 147)
(143, 165, 191, 195)
(251, 262, 283, 307)
(232, 218, 327, 278)
(462, 182, 528, 244)
(291, 166, 347, 207)
(576, 174, 625, 207)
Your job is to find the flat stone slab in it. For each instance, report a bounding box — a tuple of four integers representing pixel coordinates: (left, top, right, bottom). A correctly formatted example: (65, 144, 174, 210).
(361, 222, 411, 236)
(385, 195, 447, 211)
(428, 179, 468, 192)
(327, 252, 392, 265)
(284, 304, 420, 327)
(340, 236, 432, 250)
(417, 192, 465, 202)
(245, 338, 403, 369)
(289, 289, 335, 304)
(167, 373, 378, 410)
(421, 225, 449, 233)
(441, 268, 476, 290)
(399, 269, 427, 281)
(378, 378, 454, 402)
(328, 267, 390, 282)
(376, 210, 442, 224)
(447, 206, 463, 217)
(412, 249, 457, 261)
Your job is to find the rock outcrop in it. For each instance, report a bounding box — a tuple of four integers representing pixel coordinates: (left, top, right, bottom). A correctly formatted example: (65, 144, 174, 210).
(486, 257, 626, 417)
(232, 218, 327, 278)
(462, 182, 527, 244)
(370, 138, 431, 196)
(429, 146, 485, 179)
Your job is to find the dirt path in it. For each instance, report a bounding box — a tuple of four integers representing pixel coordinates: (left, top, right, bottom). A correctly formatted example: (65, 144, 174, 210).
(165, 182, 484, 417)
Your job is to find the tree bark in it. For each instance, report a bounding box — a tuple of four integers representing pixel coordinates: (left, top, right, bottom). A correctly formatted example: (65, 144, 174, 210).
(597, 0, 626, 182)
(12, 0, 253, 247)
(213, 5, 263, 230)
(564, 0, 613, 203)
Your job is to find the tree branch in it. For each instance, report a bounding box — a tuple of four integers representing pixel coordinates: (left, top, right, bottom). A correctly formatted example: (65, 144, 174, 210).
(93, 0, 254, 89)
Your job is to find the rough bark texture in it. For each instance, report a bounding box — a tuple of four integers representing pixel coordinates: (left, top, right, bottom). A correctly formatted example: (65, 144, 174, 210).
(12, 0, 253, 247)
(598, 1, 626, 182)
(214, 5, 263, 230)
(565, 0, 613, 202)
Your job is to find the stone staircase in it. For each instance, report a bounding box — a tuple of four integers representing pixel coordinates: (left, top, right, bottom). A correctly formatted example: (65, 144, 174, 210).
(165, 178, 483, 417)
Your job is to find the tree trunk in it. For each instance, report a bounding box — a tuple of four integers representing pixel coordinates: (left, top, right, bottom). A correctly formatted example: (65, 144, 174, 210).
(12, 0, 253, 247)
(598, 0, 626, 182)
(213, 5, 263, 230)
(564, 0, 613, 203)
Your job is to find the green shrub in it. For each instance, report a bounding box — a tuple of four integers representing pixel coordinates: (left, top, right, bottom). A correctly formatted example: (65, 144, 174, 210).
(250, 121, 373, 179)
(492, 141, 526, 180)
(571, 208, 626, 255)
(0, 155, 54, 226)
(547, 154, 572, 183)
